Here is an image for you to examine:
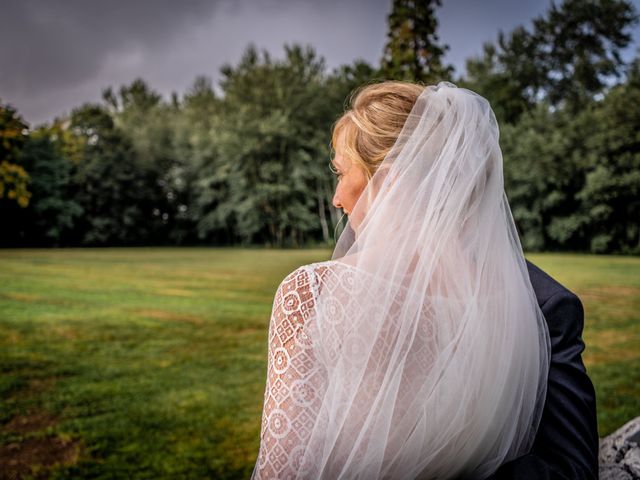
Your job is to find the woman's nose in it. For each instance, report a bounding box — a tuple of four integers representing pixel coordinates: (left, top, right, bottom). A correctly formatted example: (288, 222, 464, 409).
(332, 192, 341, 209)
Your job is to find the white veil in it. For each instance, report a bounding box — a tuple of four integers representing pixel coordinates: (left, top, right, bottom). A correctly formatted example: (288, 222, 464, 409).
(295, 81, 551, 479)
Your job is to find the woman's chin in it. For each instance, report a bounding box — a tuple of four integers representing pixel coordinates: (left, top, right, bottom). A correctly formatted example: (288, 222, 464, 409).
(349, 216, 363, 237)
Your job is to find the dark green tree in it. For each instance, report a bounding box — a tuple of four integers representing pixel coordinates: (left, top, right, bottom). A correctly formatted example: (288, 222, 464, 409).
(0, 101, 31, 209)
(69, 105, 154, 245)
(17, 131, 83, 246)
(0, 102, 33, 246)
(570, 57, 640, 253)
(104, 79, 182, 243)
(532, 0, 638, 110)
(462, 0, 638, 122)
(461, 39, 538, 124)
(380, 0, 453, 83)
(501, 103, 585, 251)
(501, 55, 640, 254)
(173, 76, 225, 244)
(212, 44, 339, 246)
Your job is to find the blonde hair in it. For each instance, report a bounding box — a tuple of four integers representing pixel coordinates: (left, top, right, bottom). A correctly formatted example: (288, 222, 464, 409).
(331, 81, 426, 180)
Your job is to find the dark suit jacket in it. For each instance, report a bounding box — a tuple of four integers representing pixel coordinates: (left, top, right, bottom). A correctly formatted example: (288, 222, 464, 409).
(486, 260, 599, 479)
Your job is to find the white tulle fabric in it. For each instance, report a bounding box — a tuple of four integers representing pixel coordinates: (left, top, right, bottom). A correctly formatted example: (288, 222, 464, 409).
(251, 82, 551, 479)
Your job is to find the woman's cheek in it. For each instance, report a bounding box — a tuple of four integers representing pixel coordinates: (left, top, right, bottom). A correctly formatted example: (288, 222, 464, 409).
(345, 180, 360, 211)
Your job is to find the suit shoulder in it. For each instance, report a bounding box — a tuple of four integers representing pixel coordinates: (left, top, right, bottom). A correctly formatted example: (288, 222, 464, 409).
(526, 260, 585, 340)
(525, 259, 578, 307)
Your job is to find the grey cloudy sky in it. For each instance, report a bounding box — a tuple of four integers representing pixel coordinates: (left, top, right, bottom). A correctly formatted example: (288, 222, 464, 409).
(1, 0, 639, 126)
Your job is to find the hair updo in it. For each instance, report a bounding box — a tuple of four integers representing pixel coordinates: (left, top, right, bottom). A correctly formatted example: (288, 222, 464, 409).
(331, 81, 426, 181)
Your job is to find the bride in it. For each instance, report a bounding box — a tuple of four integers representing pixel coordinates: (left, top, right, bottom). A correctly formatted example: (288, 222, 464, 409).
(251, 81, 551, 479)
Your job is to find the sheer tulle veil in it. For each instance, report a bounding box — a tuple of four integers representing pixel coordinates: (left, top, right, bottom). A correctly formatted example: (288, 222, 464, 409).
(289, 82, 550, 479)
(254, 82, 550, 480)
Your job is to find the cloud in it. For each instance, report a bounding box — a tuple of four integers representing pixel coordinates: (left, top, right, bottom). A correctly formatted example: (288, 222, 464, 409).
(11, 0, 630, 126)
(0, 0, 389, 125)
(0, 0, 217, 93)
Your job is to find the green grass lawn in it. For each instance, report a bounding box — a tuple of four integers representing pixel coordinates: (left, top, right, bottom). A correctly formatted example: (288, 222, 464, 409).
(0, 248, 638, 479)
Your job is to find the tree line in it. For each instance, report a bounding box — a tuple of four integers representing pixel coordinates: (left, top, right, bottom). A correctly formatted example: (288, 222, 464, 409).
(1, 0, 638, 253)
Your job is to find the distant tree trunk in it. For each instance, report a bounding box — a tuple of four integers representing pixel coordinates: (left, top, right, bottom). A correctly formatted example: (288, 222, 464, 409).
(317, 184, 329, 244)
(268, 222, 276, 246)
(326, 183, 340, 244)
(276, 226, 284, 247)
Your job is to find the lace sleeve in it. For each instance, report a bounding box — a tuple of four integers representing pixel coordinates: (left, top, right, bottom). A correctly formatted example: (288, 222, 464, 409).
(251, 266, 325, 480)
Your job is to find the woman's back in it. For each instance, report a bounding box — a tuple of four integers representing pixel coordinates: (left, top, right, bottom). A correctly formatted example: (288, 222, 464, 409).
(252, 82, 551, 479)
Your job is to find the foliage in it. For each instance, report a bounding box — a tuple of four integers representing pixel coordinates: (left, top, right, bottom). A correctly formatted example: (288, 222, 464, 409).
(0, 102, 31, 208)
(69, 104, 154, 245)
(380, 0, 453, 83)
(462, 0, 639, 123)
(212, 44, 340, 246)
(501, 54, 640, 254)
(571, 59, 640, 253)
(105, 79, 181, 244)
(1, 43, 368, 248)
(0, 160, 30, 208)
(172, 76, 223, 245)
(16, 131, 82, 245)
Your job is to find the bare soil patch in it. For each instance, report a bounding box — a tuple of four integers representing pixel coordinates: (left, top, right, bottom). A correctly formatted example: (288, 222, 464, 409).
(3, 412, 58, 435)
(1, 404, 81, 479)
(0, 435, 81, 480)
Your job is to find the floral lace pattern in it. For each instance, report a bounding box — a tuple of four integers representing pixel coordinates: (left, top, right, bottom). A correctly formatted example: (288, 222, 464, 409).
(252, 265, 326, 479)
(251, 262, 439, 479)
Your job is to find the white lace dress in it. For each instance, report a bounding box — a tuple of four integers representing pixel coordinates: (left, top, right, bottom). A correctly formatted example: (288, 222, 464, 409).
(250, 261, 437, 479)
(251, 264, 325, 479)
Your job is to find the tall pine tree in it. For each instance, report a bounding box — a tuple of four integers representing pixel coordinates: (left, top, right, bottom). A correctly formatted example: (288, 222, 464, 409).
(380, 0, 453, 83)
